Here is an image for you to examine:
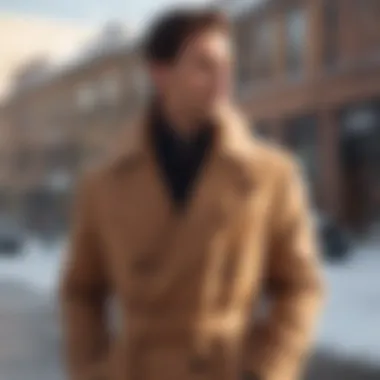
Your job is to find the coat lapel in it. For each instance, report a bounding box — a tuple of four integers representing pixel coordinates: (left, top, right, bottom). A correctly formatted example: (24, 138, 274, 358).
(107, 105, 260, 303)
(105, 114, 175, 291)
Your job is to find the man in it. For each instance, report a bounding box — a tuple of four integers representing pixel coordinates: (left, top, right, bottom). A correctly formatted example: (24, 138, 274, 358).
(60, 7, 324, 380)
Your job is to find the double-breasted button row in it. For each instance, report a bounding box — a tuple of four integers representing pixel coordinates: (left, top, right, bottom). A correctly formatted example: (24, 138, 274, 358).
(132, 258, 160, 275)
(188, 354, 210, 373)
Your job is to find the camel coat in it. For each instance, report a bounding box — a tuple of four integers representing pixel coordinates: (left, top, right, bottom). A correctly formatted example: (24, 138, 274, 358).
(60, 106, 324, 380)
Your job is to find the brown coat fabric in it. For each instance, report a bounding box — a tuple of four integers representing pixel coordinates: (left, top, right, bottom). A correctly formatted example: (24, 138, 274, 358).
(60, 106, 324, 380)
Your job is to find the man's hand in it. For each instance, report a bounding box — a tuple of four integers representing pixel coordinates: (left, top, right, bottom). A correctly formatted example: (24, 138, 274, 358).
(244, 158, 324, 380)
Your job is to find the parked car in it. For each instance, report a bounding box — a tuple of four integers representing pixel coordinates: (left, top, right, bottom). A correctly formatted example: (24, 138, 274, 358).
(314, 212, 352, 263)
(0, 220, 25, 257)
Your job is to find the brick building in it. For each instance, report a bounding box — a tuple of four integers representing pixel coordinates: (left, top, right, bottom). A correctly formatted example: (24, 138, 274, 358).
(233, 0, 380, 232)
(0, 106, 14, 216)
(2, 0, 380, 235)
(2, 32, 147, 235)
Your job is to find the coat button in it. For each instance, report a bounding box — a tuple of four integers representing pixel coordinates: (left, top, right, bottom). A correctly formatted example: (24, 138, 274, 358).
(132, 258, 159, 275)
(238, 175, 255, 196)
(188, 355, 209, 373)
(242, 371, 261, 380)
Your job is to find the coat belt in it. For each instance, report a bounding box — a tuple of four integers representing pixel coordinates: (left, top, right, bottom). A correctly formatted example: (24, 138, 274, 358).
(127, 311, 246, 342)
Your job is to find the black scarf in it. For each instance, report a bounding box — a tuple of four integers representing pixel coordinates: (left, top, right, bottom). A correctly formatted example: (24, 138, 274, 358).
(149, 102, 214, 209)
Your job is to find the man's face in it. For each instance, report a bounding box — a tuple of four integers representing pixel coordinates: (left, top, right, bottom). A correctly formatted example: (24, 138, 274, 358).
(150, 28, 234, 120)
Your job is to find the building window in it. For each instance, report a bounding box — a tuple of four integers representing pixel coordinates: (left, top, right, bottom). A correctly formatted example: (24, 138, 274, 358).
(236, 65, 252, 97)
(251, 18, 276, 81)
(76, 83, 95, 111)
(14, 109, 31, 130)
(355, 0, 380, 58)
(0, 188, 10, 213)
(341, 101, 380, 228)
(285, 116, 319, 203)
(100, 73, 121, 104)
(82, 147, 104, 168)
(285, 7, 307, 77)
(45, 144, 81, 173)
(324, 0, 339, 68)
(133, 67, 150, 98)
(16, 148, 33, 173)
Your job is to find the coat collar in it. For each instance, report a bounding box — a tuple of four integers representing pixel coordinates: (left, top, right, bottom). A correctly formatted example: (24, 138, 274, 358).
(109, 103, 257, 174)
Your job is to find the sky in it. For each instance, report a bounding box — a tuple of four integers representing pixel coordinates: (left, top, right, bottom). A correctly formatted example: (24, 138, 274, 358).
(0, 0, 213, 29)
(0, 13, 94, 98)
(0, 0, 215, 98)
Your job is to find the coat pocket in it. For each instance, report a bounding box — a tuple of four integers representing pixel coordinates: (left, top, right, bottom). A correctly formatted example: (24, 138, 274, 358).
(144, 346, 215, 380)
(76, 358, 109, 380)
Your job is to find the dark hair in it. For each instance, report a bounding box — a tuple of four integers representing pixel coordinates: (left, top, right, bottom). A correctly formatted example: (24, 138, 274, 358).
(142, 7, 230, 64)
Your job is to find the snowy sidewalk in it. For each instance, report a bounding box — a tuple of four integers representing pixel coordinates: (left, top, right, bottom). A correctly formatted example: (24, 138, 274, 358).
(316, 243, 380, 366)
(0, 239, 379, 369)
(0, 240, 65, 295)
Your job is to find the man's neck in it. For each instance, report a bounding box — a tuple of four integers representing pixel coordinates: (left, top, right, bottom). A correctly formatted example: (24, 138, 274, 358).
(160, 101, 201, 141)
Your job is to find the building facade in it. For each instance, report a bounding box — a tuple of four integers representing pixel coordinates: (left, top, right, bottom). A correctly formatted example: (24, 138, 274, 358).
(2, 40, 147, 236)
(1, 0, 380, 235)
(234, 0, 380, 232)
(0, 106, 14, 217)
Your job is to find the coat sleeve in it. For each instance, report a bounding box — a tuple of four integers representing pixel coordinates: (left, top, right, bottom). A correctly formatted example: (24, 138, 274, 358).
(244, 159, 325, 380)
(60, 176, 110, 380)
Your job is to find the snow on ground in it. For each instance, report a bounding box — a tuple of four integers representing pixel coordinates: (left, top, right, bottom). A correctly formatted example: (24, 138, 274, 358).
(316, 242, 380, 366)
(0, 238, 379, 365)
(0, 239, 66, 295)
